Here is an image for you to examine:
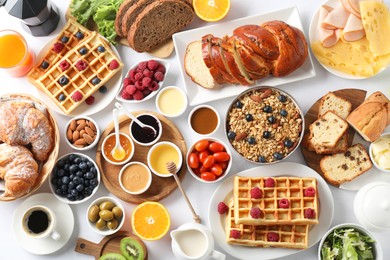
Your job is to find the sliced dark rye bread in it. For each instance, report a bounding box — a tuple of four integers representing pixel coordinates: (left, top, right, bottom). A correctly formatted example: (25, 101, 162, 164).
(115, 0, 138, 37)
(127, 0, 194, 52)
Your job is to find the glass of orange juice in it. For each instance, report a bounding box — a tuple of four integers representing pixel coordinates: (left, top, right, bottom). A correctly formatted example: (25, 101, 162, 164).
(0, 30, 35, 77)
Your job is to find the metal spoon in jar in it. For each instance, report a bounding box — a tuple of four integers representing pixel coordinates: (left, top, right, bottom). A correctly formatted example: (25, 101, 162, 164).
(115, 102, 157, 137)
(111, 108, 126, 161)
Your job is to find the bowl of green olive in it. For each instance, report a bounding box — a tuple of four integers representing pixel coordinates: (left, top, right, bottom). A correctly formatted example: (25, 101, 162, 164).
(87, 196, 125, 235)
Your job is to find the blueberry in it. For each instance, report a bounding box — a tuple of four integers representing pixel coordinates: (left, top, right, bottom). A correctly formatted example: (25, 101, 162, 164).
(82, 157, 89, 163)
(56, 179, 62, 186)
(79, 162, 87, 170)
(99, 85, 108, 93)
(267, 116, 276, 124)
(90, 166, 97, 174)
(247, 137, 256, 145)
(76, 171, 83, 177)
(263, 105, 272, 113)
(79, 47, 88, 55)
(90, 178, 99, 187)
(85, 172, 94, 180)
(69, 174, 75, 180)
(97, 45, 105, 52)
(61, 36, 69, 43)
(245, 114, 254, 122)
(69, 154, 76, 161)
(69, 164, 78, 173)
(273, 152, 283, 160)
(280, 109, 288, 117)
(73, 176, 81, 185)
(76, 184, 84, 192)
(284, 139, 293, 148)
(55, 188, 62, 195)
(67, 194, 76, 201)
(77, 195, 84, 200)
(227, 131, 236, 140)
(61, 184, 68, 192)
(59, 76, 69, 85)
(57, 159, 65, 168)
(58, 93, 66, 101)
(70, 189, 79, 197)
(86, 161, 93, 168)
(68, 181, 75, 189)
(259, 156, 266, 163)
(61, 176, 70, 185)
(263, 131, 271, 139)
(278, 95, 287, 103)
(74, 157, 81, 164)
(235, 100, 243, 109)
(57, 169, 65, 177)
(41, 61, 49, 69)
(83, 188, 92, 196)
(84, 180, 90, 187)
(64, 163, 70, 171)
(75, 31, 84, 39)
(91, 77, 101, 85)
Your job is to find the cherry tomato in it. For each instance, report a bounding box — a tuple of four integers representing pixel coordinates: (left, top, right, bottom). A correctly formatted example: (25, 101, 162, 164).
(192, 167, 201, 176)
(209, 142, 224, 153)
(213, 152, 230, 162)
(188, 153, 199, 169)
(199, 150, 210, 163)
(211, 164, 223, 176)
(194, 140, 209, 152)
(201, 172, 216, 181)
(219, 161, 228, 170)
(203, 155, 215, 168)
(199, 165, 209, 173)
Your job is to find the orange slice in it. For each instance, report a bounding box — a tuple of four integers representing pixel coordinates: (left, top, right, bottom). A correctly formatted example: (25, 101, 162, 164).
(131, 202, 171, 240)
(193, 0, 230, 22)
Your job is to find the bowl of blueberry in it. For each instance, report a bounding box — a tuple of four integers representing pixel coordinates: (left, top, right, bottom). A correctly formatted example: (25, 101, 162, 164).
(225, 86, 304, 164)
(49, 153, 100, 204)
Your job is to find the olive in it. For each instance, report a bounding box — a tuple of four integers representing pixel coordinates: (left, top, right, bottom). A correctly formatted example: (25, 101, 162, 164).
(99, 201, 115, 211)
(107, 218, 119, 230)
(88, 205, 100, 223)
(112, 206, 123, 218)
(95, 218, 106, 230)
(99, 209, 114, 221)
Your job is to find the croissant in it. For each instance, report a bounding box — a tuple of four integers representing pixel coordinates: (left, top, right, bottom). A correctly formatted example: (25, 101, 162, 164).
(0, 101, 53, 161)
(0, 143, 39, 198)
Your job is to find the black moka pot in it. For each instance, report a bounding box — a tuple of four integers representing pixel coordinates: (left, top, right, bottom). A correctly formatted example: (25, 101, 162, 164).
(0, 0, 59, 36)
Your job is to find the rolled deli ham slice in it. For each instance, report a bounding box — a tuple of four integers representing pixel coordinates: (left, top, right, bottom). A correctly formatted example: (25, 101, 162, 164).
(342, 0, 361, 18)
(318, 7, 340, 47)
(343, 13, 365, 42)
(322, 2, 350, 29)
(322, 0, 340, 12)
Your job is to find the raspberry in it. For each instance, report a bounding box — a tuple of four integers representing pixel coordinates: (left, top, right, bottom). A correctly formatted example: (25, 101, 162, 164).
(75, 59, 88, 71)
(267, 232, 279, 242)
(143, 69, 154, 78)
(59, 60, 70, 71)
(109, 59, 120, 70)
(126, 85, 137, 95)
(52, 42, 64, 53)
(142, 77, 152, 87)
(137, 61, 148, 71)
(304, 208, 316, 219)
(121, 90, 133, 100)
(85, 96, 95, 105)
(250, 207, 263, 219)
(123, 77, 132, 87)
(128, 69, 136, 80)
(154, 71, 164, 82)
(147, 60, 160, 71)
(217, 202, 229, 214)
(148, 81, 159, 91)
(156, 64, 166, 74)
(134, 72, 144, 81)
(264, 178, 275, 187)
(135, 80, 145, 90)
(250, 187, 263, 199)
(278, 199, 290, 208)
(304, 187, 316, 197)
(230, 230, 241, 239)
(142, 88, 152, 97)
(133, 90, 144, 100)
(71, 91, 83, 102)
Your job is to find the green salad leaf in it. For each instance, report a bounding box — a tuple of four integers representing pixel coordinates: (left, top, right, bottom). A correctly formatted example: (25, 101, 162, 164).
(321, 228, 375, 260)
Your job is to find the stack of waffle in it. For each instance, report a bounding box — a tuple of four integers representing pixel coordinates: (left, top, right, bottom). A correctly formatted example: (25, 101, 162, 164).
(226, 176, 319, 249)
(27, 19, 123, 114)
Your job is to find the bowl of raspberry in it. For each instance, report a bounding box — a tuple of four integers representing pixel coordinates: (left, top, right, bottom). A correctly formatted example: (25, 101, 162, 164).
(116, 59, 169, 103)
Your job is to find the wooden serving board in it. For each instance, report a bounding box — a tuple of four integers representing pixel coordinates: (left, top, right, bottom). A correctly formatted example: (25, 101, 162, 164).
(96, 111, 187, 204)
(300, 89, 367, 187)
(75, 231, 148, 259)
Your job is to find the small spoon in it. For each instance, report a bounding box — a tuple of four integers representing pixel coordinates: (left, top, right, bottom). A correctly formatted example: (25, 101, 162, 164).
(111, 108, 126, 161)
(166, 161, 201, 223)
(115, 102, 156, 137)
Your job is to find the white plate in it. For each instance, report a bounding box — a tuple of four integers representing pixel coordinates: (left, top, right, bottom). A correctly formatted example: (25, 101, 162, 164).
(208, 162, 334, 260)
(173, 6, 316, 106)
(13, 193, 74, 255)
(35, 38, 123, 117)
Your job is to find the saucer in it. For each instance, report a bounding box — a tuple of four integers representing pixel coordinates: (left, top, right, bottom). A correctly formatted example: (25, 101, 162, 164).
(13, 193, 74, 255)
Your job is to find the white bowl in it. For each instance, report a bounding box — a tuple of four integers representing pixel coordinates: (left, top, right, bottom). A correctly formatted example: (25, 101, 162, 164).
(101, 132, 134, 165)
(119, 162, 152, 195)
(188, 105, 220, 136)
(86, 196, 125, 236)
(65, 116, 100, 151)
(49, 153, 100, 204)
(115, 59, 170, 103)
(147, 141, 183, 178)
(186, 138, 232, 184)
(369, 132, 390, 173)
(155, 86, 188, 118)
(318, 223, 383, 260)
(129, 113, 162, 146)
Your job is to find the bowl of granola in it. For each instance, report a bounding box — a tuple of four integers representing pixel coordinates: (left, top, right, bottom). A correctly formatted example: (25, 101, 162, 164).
(225, 86, 304, 164)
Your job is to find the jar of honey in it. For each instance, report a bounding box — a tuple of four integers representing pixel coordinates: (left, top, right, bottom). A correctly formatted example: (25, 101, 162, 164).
(102, 133, 134, 165)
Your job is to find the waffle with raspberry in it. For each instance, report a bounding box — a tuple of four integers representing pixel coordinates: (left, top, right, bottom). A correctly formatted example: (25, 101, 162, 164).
(27, 18, 93, 86)
(33, 32, 123, 114)
(226, 201, 309, 249)
(233, 176, 319, 225)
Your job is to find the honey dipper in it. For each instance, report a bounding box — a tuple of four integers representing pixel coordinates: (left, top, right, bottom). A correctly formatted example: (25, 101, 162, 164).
(166, 161, 201, 223)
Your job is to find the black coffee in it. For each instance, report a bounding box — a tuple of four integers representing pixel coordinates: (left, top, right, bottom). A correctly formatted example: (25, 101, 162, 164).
(27, 210, 49, 234)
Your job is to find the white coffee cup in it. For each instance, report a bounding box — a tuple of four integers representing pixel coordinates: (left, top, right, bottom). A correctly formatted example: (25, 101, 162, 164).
(22, 205, 61, 241)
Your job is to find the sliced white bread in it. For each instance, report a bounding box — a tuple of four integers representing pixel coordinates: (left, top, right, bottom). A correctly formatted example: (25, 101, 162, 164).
(309, 110, 348, 149)
(320, 143, 372, 185)
(318, 92, 352, 119)
(184, 41, 218, 89)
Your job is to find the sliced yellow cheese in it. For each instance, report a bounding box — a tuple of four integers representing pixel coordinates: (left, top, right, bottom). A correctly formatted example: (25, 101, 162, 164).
(360, 1, 390, 56)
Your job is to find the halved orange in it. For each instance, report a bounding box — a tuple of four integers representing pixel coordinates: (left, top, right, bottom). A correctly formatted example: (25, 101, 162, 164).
(131, 202, 171, 240)
(193, 0, 231, 22)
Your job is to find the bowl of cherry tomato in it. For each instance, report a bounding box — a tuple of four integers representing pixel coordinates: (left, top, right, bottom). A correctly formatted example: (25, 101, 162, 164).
(186, 138, 232, 183)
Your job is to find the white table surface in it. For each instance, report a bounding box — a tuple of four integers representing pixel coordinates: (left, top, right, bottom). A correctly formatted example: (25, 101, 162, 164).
(1, 0, 390, 259)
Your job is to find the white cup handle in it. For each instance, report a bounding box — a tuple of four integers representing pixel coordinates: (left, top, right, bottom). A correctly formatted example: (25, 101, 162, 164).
(50, 230, 61, 241)
(210, 250, 225, 260)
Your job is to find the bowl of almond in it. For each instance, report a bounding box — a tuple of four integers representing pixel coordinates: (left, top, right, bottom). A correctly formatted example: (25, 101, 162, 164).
(65, 116, 100, 151)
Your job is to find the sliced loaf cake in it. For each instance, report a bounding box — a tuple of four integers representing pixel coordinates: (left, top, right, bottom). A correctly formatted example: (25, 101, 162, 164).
(318, 92, 352, 119)
(314, 132, 348, 154)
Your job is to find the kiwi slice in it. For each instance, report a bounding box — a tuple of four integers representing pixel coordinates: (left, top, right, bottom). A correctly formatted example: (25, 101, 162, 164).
(99, 253, 126, 260)
(120, 237, 146, 260)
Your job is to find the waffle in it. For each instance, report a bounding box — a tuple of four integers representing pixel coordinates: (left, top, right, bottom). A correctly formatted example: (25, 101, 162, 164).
(226, 201, 309, 249)
(27, 18, 93, 85)
(33, 32, 123, 114)
(233, 176, 319, 225)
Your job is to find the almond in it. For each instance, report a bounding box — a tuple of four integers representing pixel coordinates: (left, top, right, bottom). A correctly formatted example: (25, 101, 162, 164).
(235, 132, 247, 141)
(88, 121, 97, 131)
(250, 95, 262, 103)
(67, 128, 73, 141)
(83, 134, 94, 144)
(260, 89, 272, 99)
(70, 120, 77, 131)
(74, 138, 86, 146)
(72, 130, 80, 142)
(79, 129, 86, 137)
(76, 122, 86, 131)
(85, 127, 95, 137)
(76, 119, 86, 125)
